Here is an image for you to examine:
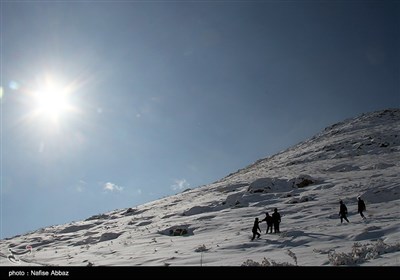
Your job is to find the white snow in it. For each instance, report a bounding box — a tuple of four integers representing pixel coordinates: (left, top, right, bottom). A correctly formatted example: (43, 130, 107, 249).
(1, 108, 399, 266)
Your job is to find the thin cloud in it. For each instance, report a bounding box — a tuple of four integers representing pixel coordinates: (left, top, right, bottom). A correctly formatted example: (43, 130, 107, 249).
(171, 179, 190, 191)
(75, 180, 87, 193)
(103, 182, 123, 192)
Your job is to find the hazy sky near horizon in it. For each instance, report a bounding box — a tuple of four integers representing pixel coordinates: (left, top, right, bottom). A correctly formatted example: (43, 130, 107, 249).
(1, 1, 399, 238)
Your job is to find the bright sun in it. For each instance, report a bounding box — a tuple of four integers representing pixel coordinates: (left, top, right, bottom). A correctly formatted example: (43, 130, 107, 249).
(32, 76, 73, 122)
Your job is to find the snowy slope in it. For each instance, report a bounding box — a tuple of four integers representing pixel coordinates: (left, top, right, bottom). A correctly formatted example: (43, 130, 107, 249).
(1, 108, 399, 266)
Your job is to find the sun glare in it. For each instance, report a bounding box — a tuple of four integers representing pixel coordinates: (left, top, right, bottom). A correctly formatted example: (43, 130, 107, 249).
(32, 76, 73, 122)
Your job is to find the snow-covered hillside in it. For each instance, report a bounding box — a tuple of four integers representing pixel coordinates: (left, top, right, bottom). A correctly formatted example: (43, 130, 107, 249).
(1, 108, 399, 266)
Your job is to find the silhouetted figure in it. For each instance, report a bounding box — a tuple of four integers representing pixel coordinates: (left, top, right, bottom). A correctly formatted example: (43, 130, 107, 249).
(339, 200, 350, 223)
(261, 212, 273, 234)
(271, 208, 281, 233)
(357, 197, 366, 219)
(251, 218, 261, 241)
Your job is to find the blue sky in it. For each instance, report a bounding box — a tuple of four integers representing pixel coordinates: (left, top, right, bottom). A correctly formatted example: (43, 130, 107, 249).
(1, 1, 399, 238)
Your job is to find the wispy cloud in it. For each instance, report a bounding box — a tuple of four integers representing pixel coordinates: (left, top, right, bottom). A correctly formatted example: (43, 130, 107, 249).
(171, 179, 190, 191)
(76, 180, 87, 193)
(103, 182, 123, 192)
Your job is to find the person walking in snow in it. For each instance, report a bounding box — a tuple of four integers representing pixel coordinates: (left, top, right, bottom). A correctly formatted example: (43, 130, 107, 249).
(251, 218, 261, 240)
(357, 196, 366, 219)
(339, 200, 350, 223)
(261, 212, 273, 234)
(272, 208, 281, 233)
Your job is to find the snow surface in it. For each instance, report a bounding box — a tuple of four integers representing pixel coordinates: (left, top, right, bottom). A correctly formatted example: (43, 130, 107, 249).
(1, 108, 399, 266)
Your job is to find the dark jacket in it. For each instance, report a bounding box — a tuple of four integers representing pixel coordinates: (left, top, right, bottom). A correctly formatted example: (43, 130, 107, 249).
(358, 199, 366, 212)
(340, 203, 348, 215)
(272, 212, 281, 224)
(252, 219, 261, 233)
(261, 214, 273, 225)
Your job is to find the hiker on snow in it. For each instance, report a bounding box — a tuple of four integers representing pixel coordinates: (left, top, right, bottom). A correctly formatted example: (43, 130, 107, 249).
(251, 218, 261, 240)
(339, 200, 350, 223)
(357, 196, 366, 219)
(272, 208, 281, 233)
(261, 212, 273, 234)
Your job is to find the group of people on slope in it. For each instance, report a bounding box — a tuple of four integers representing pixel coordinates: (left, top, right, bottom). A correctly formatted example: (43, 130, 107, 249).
(251, 208, 281, 241)
(339, 196, 366, 223)
(251, 196, 367, 240)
